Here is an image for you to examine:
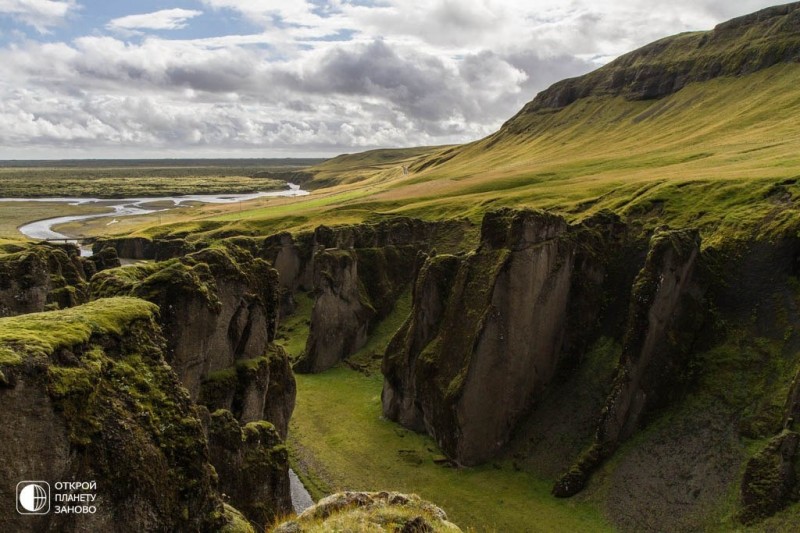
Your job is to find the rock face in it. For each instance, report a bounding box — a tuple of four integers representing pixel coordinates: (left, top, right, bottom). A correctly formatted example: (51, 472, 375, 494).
(383, 210, 705, 473)
(259, 232, 316, 316)
(295, 250, 375, 374)
(0, 298, 227, 532)
(90, 246, 283, 406)
(204, 409, 292, 528)
(274, 491, 462, 533)
(93, 236, 199, 261)
(0, 243, 89, 316)
(89, 245, 296, 525)
(293, 217, 469, 374)
(553, 229, 703, 496)
(382, 209, 630, 465)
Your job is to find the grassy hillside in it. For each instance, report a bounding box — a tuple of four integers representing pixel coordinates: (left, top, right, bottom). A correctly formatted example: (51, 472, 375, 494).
(112, 61, 800, 249)
(81, 4, 796, 245)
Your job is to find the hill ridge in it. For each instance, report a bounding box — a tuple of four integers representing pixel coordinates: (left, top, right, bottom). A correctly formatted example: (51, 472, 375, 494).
(507, 2, 800, 121)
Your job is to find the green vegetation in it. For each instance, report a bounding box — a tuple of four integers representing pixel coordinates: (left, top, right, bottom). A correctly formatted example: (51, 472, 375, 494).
(289, 367, 611, 532)
(221, 504, 256, 533)
(0, 296, 226, 530)
(109, 63, 800, 251)
(345, 287, 412, 374)
(0, 297, 157, 365)
(275, 291, 315, 360)
(275, 491, 462, 532)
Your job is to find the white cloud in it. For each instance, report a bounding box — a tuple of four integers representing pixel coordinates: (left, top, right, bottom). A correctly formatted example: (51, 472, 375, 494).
(0, 0, 77, 32)
(0, 0, 787, 157)
(107, 8, 203, 32)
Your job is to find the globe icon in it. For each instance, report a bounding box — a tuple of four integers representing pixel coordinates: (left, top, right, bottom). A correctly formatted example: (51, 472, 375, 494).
(19, 483, 48, 513)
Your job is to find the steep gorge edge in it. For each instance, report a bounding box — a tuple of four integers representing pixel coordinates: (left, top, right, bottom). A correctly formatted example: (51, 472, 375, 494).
(100, 198, 800, 529)
(5, 201, 800, 530)
(0, 242, 297, 532)
(0, 235, 466, 532)
(276, 207, 800, 529)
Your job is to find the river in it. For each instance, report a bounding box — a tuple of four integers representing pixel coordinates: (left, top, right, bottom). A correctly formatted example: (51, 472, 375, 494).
(289, 468, 315, 513)
(4, 184, 309, 244)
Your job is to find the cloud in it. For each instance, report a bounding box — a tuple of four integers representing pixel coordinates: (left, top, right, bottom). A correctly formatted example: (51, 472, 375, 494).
(0, 0, 77, 32)
(0, 0, 786, 158)
(107, 8, 203, 32)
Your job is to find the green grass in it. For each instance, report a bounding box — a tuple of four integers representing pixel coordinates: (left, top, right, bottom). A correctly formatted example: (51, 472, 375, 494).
(280, 286, 608, 531)
(345, 287, 413, 374)
(0, 297, 158, 365)
(111, 63, 800, 250)
(275, 291, 315, 360)
(288, 367, 611, 532)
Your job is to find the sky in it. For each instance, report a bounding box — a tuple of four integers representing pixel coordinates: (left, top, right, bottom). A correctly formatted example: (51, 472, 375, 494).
(0, 0, 783, 159)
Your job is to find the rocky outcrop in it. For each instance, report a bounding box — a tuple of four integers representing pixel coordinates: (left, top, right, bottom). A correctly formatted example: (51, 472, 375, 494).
(274, 491, 462, 533)
(382, 209, 632, 465)
(295, 250, 374, 374)
(0, 242, 89, 316)
(90, 246, 281, 404)
(739, 431, 800, 524)
(88, 246, 296, 526)
(204, 409, 292, 529)
(259, 232, 316, 315)
(199, 346, 296, 438)
(383, 210, 705, 472)
(293, 217, 470, 374)
(554, 228, 704, 496)
(0, 298, 228, 532)
(85, 246, 121, 274)
(92, 236, 199, 261)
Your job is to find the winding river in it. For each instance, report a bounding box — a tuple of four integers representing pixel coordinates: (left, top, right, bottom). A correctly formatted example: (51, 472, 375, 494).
(4, 184, 309, 243)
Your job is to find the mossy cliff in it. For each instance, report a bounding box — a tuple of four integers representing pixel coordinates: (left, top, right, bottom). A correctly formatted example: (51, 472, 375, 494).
(374, 206, 800, 528)
(553, 228, 704, 496)
(88, 246, 295, 525)
(290, 217, 472, 374)
(382, 209, 639, 465)
(505, 2, 800, 124)
(93, 236, 200, 261)
(0, 243, 90, 316)
(0, 298, 229, 532)
(202, 409, 291, 529)
(90, 245, 286, 419)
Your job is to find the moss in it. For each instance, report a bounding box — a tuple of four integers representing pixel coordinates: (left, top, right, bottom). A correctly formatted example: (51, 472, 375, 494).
(0, 299, 225, 530)
(208, 410, 291, 526)
(220, 504, 257, 533)
(428, 247, 510, 402)
(0, 297, 158, 361)
(199, 367, 238, 410)
(274, 491, 462, 533)
(740, 431, 800, 524)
